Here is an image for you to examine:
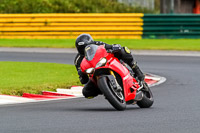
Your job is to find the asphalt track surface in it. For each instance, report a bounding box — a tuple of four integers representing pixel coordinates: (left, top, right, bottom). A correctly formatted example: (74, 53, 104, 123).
(0, 51, 200, 133)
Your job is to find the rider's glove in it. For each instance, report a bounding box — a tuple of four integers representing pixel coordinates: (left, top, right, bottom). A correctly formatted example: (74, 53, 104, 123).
(78, 70, 89, 84)
(112, 44, 121, 53)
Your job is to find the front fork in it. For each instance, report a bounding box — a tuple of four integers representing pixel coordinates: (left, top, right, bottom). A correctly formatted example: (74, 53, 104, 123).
(110, 70, 122, 92)
(96, 70, 122, 92)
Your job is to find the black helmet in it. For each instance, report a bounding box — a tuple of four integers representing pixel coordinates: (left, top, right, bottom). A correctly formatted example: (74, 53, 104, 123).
(75, 33, 94, 55)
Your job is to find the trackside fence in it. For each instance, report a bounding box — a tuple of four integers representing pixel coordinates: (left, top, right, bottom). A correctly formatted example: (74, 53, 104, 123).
(0, 13, 200, 39)
(143, 14, 200, 39)
(0, 13, 143, 39)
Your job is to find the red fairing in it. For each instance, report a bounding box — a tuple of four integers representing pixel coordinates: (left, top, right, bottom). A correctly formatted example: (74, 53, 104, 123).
(81, 45, 107, 72)
(104, 58, 137, 101)
(80, 58, 92, 72)
(80, 45, 139, 101)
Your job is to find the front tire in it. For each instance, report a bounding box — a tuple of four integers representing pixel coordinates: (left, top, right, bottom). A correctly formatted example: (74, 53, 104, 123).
(97, 76, 126, 111)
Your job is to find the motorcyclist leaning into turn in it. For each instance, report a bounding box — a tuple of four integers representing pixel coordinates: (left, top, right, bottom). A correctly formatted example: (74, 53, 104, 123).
(74, 33, 145, 99)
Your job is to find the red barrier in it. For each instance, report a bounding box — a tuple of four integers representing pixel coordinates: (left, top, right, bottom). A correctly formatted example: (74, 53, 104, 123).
(22, 93, 71, 100)
(42, 91, 74, 97)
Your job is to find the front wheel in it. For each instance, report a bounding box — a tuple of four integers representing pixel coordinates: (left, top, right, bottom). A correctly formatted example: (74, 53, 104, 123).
(97, 76, 126, 111)
(137, 82, 154, 108)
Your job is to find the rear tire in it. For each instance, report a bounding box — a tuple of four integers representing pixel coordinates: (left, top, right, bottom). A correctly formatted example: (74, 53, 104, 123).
(97, 76, 126, 111)
(137, 82, 154, 108)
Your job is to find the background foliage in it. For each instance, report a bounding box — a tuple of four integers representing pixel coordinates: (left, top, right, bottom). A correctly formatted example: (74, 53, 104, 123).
(0, 0, 159, 13)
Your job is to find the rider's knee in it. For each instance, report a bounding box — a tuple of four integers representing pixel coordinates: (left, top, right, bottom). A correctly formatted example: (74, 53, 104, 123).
(82, 80, 100, 98)
(120, 47, 134, 66)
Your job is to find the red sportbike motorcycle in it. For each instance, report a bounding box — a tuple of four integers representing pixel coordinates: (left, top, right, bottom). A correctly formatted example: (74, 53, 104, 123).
(80, 44, 154, 110)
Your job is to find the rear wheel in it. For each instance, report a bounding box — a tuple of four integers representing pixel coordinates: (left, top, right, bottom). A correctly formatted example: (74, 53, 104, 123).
(97, 76, 126, 111)
(137, 82, 154, 108)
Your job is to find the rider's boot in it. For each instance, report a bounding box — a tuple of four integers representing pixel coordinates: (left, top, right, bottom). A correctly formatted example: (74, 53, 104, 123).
(130, 61, 145, 82)
(130, 61, 145, 101)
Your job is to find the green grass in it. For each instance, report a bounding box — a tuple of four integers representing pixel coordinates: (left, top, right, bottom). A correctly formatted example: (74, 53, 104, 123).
(1, 39, 199, 96)
(0, 39, 76, 48)
(0, 39, 200, 51)
(104, 39, 200, 51)
(0, 61, 80, 96)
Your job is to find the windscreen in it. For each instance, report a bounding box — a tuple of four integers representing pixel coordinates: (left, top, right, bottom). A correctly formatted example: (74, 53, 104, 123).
(84, 44, 99, 61)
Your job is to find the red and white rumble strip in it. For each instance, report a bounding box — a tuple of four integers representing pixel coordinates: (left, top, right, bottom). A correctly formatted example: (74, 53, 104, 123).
(0, 73, 166, 105)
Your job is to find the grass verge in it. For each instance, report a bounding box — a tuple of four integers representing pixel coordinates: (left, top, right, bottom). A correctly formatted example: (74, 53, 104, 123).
(0, 61, 80, 96)
(0, 39, 200, 51)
